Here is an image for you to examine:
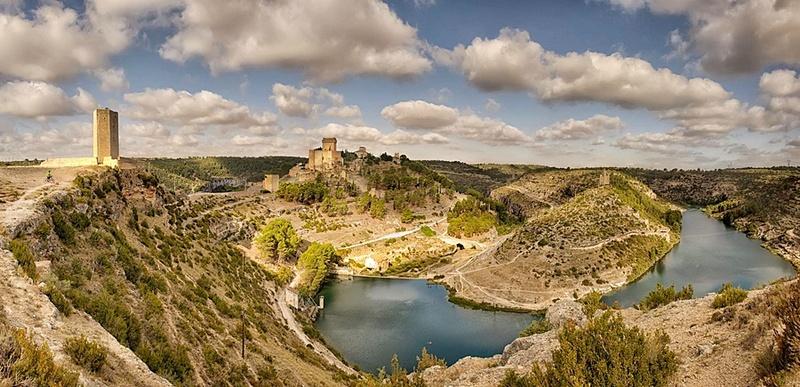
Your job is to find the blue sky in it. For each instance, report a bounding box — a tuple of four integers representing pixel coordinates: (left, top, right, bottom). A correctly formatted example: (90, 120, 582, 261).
(1, 0, 799, 168)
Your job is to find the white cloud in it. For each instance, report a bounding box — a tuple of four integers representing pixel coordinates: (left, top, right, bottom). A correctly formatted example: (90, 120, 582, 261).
(0, 81, 95, 118)
(93, 67, 130, 92)
(760, 69, 800, 118)
(484, 98, 501, 113)
(271, 83, 315, 118)
(160, 0, 431, 82)
(124, 88, 278, 132)
(381, 100, 459, 129)
(439, 28, 730, 110)
(168, 133, 199, 146)
(325, 105, 362, 119)
(127, 121, 170, 138)
(606, 0, 800, 74)
(317, 123, 384, 142)
(535, 115, 623, 141)
(379, 130, 449, 145)
(614, 131, 716, 154)
(381, 100, 531, 145)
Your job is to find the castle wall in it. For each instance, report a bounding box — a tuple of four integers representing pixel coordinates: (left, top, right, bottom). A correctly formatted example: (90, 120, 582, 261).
(40, 157, 100, 168)
(263, 174, 280, 192)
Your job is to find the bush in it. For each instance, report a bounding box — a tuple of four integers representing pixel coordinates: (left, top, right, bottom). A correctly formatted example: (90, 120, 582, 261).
(505, 311, 678, 386)
(579, 291, 607, 317)
(0, 325, 79, 386)
(296, 243, 338, 296)
(44, 284, 72, 316)
(69, 212, 90, 230)
(638, 283, 693, 311)
(759, 281, 800, 384)
(415, 347, 446, 371)
(9, 239, 37, 281)
(519, 318, 551, 337)
(253, 218, 300, 262)
(52, 212, 76, 244)
(447, 196, 498, 237)
(420, 225, 436, 237)
(711, 283, 747, 308)
(64, 336, 107, 372)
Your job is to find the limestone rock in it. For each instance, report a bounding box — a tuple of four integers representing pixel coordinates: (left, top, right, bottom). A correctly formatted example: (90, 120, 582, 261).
(546, 299, 586, 328)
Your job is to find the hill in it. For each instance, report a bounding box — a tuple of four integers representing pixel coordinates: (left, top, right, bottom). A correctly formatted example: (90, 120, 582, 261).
(1, 168, 350, 386)
(442, 169, 681, 310)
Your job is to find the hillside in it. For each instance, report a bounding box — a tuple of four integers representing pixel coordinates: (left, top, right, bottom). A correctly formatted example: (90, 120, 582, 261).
(0, 168, 350, 386)
(626, 167, 800, 267)
(442, 170, 681, 310)
(139, 156, 306, 192)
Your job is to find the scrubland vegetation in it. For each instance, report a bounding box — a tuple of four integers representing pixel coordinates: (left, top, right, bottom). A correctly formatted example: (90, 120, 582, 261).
(0, 318, 79, 386)
(711, 283, 748, 308)
(64, 335, 108, 373)
(253, 218, 300, 262)
(637, 283, 693, 311)
(501, 312, 677, 386)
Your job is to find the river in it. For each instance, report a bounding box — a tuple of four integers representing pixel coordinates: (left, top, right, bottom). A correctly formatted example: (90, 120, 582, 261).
(603, 209, 796, 307)
(314, 277, 534, 374)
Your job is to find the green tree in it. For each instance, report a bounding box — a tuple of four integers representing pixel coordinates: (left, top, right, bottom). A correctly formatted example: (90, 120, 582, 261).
(296, 243, 339, 296)
(370, 198, 386, 219)
(253, 219, 300, 262)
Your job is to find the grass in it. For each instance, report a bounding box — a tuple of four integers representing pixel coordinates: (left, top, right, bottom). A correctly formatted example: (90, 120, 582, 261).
(711, 283, 747, 308)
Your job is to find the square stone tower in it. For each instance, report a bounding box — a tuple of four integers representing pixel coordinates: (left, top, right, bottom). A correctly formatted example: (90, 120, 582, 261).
(93, 108, 119, 164)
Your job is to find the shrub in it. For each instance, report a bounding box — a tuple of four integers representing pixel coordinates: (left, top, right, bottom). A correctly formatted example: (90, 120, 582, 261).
(0, 325, 79, 386)
(579, 291, 607, 317)
(506, 311, 678, 386)
(9, 239, 37, 281)
(296, 243, 338, 296)
(68, 212, 90, 230)
(64, 336, 107, 372)
(44, 284, 72, 316)
(369, 198, 386, 219)
(519, 318, 552, 337)
(711, 283, 747, 308)
(447, 196, 497, 237)
(759, 280, 800, 384)
(253, 218, 300, 262)
(415, 347, 446, 371)
(420, 225, 436, 237)
(638, 283, 693, 311)
(52, 212, 76, 244)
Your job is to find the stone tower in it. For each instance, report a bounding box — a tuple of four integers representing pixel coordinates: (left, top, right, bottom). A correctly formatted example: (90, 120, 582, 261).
(93, 108, 119, 164)
(263, 174, 280, 192)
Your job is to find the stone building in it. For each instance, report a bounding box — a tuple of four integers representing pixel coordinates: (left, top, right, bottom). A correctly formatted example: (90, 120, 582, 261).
(307, 137, 343, 171)
(599, 170, 611, 186)
(263, 174, 280, 192)
(93, 108, 119, 165)
(355, 146, 369, 159)
(42, 108, 120, 168)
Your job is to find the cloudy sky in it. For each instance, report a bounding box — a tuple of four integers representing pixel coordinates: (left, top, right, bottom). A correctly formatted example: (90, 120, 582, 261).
(1, 0, 800, 168)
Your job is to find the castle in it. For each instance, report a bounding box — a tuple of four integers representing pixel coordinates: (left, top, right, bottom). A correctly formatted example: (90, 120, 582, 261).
(307, 137, 343, 171)
(42, 108, 120, 168)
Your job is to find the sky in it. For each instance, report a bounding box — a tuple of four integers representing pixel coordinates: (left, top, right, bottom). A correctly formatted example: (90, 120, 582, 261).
(1, 0, 799, 169)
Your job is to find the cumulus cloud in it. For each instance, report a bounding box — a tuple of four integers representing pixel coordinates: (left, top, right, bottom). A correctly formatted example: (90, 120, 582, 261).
(160, 0, 431, 82)
(381, 100, 531, 145)
(614, 130, 717, 154)
(325, 105, 362, 119)
(93, 67, 130, 92)
(124, 88, 279, 134)
(437, 27, 799, 138)
(271, 83, 362, 120)
(0, 81, 96, 118)
(485, 98, 501, 113)
(535, 115, 623, 141)
(271, 83, 315, 118)
(127, 121, 170, 138)
(379, 130, 449, 145)
(381, 100, 459, 129)
(760, 69, 800, 118)
(605, 0, 800, 74)
(438, 28, 730, 110)
(0, 1, 177, 82)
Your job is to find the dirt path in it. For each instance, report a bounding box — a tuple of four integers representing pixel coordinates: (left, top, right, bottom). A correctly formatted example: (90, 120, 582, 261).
(342, 217, 445, 249)
(275, 288, 357, 376)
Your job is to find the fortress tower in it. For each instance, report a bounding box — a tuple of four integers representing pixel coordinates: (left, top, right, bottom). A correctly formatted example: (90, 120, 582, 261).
(307, 137, 343, 171)
(93, 108, 119, 165)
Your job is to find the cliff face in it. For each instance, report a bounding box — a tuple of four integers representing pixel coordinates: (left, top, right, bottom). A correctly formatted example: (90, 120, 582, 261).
(627, 168, 800, 267)
(1, 168, 348, 386)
